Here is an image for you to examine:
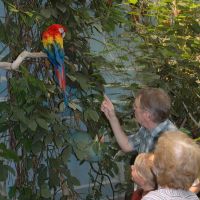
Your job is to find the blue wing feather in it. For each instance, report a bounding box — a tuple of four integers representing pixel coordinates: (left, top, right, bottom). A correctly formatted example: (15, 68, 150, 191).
(44, 41, 68, 108)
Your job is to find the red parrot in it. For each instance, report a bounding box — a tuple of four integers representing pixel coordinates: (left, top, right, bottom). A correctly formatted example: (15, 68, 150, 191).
(42, 24, 68, 106)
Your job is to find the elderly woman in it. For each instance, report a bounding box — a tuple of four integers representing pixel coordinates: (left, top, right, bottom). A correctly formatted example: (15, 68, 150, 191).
(142, 131, 200, 200)
(131, 153, 156, 200)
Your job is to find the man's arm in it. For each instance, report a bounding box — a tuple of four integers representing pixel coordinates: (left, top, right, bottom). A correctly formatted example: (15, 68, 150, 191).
(101, 95, 133, 152)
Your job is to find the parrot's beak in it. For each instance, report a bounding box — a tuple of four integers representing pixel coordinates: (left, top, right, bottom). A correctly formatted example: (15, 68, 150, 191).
(59, 28, 66, 38)
(61, 32, 65, 38)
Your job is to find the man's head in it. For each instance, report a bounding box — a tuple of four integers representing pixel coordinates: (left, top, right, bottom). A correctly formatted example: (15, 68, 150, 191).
(153, 131, 200, 190)
(133, 88, 171, 128)
(131, 153, 156, 191)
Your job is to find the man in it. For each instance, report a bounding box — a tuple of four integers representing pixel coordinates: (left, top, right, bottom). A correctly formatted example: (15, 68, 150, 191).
(101, 87, 177, 153)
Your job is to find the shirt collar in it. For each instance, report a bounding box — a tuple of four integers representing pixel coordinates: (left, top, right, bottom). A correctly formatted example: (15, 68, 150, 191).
(150, 119, 169, 137)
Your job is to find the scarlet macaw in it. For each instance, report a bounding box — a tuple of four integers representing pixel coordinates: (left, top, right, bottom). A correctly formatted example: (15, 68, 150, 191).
(42, 24, 68, 107)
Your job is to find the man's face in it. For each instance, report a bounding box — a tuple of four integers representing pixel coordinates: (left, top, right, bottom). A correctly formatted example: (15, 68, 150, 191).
(133, 96, 146, 125)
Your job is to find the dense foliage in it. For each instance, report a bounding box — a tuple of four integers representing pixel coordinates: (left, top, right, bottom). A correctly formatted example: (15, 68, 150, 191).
(0, 0, 199, 199)
(129, 0, 200, 137)
(0, 0, 129, 199)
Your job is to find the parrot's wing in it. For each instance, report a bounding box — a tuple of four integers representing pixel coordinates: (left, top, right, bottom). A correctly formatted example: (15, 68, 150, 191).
(53, 43, 65, 67)
(44, 43, 65, 71)
(43, 46, 58, 67)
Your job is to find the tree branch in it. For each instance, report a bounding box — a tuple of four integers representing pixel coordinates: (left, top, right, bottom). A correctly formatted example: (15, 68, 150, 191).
(0, 51, 47, 70)
(182, 102, 200, 128)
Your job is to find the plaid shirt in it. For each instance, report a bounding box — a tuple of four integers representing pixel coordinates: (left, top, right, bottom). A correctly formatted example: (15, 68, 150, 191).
(128, 119, 177, 153)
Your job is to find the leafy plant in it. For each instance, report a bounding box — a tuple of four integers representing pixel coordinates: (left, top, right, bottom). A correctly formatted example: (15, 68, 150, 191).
(0, 0, 130, 199)
(0, 0, 199, 199)
(109, 0, 200, 137)
(135, 0, 200, 137)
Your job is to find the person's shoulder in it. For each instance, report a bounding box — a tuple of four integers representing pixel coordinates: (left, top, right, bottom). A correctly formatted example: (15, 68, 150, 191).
(141, 190, 162, 200)
(165, 119, 177, 131)
(142, 188, 199, 200)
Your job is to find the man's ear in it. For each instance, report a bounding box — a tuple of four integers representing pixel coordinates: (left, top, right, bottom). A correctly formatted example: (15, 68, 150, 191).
(144, 110, 152, 121)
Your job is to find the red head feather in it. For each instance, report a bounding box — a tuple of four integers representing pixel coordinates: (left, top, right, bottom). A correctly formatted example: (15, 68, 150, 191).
(45, 24, 67, 35)
(42, 24, 67, 48)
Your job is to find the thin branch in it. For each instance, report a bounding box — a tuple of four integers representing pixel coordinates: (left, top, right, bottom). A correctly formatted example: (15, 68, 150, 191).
(182, 102, 200, 128)
(90, 163, 115, 200)
(0, 50, 47, 70)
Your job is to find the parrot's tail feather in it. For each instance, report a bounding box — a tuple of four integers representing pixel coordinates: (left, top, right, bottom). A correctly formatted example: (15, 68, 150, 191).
(61, 66, 66, 91)
(55, 66, 66, 91)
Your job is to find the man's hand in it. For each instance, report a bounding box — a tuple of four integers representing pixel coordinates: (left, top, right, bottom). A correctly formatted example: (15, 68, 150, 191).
(101, 95, 117, 121)
(101, 94, 133, 152)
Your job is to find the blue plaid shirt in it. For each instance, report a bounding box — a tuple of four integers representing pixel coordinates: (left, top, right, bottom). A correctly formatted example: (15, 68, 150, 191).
(128, 119, 177, 153)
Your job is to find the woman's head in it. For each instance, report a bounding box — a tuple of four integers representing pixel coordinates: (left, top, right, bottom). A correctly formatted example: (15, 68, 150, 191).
(131, 153, 156, 191)
(153, 131, 200, 190)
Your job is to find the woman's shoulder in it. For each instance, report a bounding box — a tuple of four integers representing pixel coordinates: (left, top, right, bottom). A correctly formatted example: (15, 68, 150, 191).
(141, 188, 199, 200)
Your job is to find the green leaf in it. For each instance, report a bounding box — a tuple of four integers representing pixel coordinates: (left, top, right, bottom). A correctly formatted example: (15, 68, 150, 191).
(71, 132, 92, 147)
(0, 123, 8, 132)
(40, 8, 52, 18)
(75, 74, 90, 91)
(89, 110, 99, 122)
(84, 108, 99, 122)
(59, 101, 65, 112)
(18, 187, 33, 199)
(41, 184, 51, 198)
(62, 146, 72, 163)
(28, 120, 37, 131)
(46, 84, 56, 93)
(54, 136, 63, 148)
(36, 118, 49, 130)
(44, 135, 53, 145)
(71, 132, 92, 160)
(12, 107, 26, 123)
(68, 176, 80, 186)
(127, 0, 138, 5)
(56, 2, 67, 13)
(68, 102, 83, 112)
(0, 149, 19, 162)
(23, 139, 32, 152)
(49, 169, 60, 187)
(7, 3, 19, 13)
(0, 165, 8, 181)
(0, 143, 19, 161)
(26, 158, 33, 170)
(31, 141, 43, 154)
(0, 102, 9, 111)
(24, 105, 35, 114)
(20, 122, 27, 133)
(73, 148, 86, 161)
(24, 11, 34, 18)
(189, 21, 200, 34)
(49, 158, 62, 168)
(67, 75, 76, 82)
(9, 186, 16, 199)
